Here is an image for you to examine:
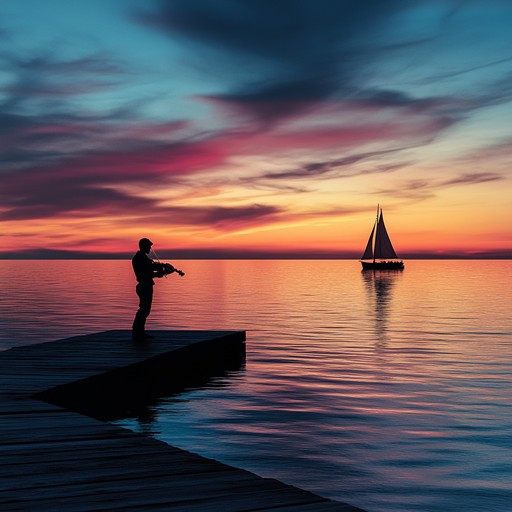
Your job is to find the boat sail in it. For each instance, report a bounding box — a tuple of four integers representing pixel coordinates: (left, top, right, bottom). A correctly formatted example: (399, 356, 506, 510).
(361, 206, 404, 270)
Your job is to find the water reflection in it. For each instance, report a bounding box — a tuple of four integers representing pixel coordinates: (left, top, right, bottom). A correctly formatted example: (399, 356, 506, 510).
(39, 346, 246, 425)
(129, 361, 246, 432)
(361, 270, 402, 346)
(133, 366, 246, 437)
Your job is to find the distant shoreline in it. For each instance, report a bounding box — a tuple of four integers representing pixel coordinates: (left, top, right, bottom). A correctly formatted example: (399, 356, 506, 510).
(1, 253, 511, 260)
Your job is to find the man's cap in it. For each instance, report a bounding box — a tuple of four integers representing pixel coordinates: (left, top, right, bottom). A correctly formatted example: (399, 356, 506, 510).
(139, 238, 153, 248)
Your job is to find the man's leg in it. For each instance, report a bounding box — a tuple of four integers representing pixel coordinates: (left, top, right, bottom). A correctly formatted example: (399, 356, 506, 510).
(132, 283, 153, 339)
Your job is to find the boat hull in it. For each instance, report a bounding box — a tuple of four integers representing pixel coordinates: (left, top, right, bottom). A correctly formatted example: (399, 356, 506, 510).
(361, 260, 404, 270)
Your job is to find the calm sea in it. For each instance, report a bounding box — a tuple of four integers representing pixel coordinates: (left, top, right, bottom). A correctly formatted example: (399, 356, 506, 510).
(1, 260, 511, 512)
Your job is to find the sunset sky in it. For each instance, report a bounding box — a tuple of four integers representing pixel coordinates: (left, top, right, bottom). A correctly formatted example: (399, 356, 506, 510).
(1, 0, 511, 259)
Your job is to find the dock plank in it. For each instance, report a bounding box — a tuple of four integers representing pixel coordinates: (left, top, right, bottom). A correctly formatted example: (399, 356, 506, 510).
(1, 330, 364, 511)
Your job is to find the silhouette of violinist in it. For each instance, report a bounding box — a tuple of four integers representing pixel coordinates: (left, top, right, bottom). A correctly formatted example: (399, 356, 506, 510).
(131, 238, 184, 341)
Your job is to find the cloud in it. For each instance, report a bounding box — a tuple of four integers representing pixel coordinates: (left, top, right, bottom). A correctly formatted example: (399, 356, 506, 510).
(1, 158, 284, 229)
(136, 1, 437, 121)
(136, 0, 512, 143)
(0, 96, 454, 223)
(0, 121, 287, 227)
(371, 171, 504, 201)
(257, 147, 415, 182)
(148, 203, 284, 230)
(152, 202, 366, 235)
(0, 182, 155, 221)
(442, 172, 503, 186)
(0, 48, 147, 175)
(0, 51, 127, 116)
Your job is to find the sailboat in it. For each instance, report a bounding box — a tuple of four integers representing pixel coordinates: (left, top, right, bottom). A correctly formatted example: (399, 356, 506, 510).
(360, 206, 404, 270)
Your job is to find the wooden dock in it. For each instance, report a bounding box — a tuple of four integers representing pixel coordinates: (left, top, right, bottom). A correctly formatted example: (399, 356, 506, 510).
(0, 330, 364, 511)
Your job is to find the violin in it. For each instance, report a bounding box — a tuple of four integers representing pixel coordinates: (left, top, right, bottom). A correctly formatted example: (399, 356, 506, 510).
(151, 248, 185, 277)
(160, 262, 185, 277)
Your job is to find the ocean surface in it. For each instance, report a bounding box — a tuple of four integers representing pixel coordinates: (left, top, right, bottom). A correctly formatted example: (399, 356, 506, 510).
(1, 259, 511, 512)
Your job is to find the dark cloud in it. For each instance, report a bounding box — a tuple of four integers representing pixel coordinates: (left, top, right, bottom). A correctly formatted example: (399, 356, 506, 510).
(0, 48, 144, 178)
(0, 46, 223, 221)
(137, 1, 429, 121)
(415, 56, 512, 86)
(258, 147, 415, 181)
(162, 202, 366, 231)
(0, 111, 106, 169)
(1, 161, 284, 229)
(0, 136, 284, 228)
(136, 0, 512, 137)
(148, 203, 283, 229)
(0, 52, 127, 121)
(0, 182, 155, 221)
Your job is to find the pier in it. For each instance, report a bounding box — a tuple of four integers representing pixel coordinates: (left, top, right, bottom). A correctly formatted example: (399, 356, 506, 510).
(0, 330, 364, 511)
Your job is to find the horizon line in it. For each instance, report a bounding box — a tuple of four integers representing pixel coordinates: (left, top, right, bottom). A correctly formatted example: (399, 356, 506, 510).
(1, 248, 511, 260)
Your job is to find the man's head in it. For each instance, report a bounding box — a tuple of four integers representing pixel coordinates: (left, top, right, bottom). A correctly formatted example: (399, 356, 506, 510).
(138, 238, 153, 253)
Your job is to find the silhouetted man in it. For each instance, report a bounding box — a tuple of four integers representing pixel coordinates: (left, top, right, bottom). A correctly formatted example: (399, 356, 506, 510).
(131, 238, 166, 341)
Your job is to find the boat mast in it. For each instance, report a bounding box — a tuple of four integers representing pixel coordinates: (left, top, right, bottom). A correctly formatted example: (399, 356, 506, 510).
(373, 204, 380, 264)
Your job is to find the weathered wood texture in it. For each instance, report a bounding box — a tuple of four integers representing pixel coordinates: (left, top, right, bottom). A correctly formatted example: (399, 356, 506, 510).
(0, 330, 364, 511)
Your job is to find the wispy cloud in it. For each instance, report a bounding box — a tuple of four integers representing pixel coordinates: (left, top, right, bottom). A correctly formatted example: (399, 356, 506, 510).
(371, 172, 504, 201)
(443, 172, 503, 186)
